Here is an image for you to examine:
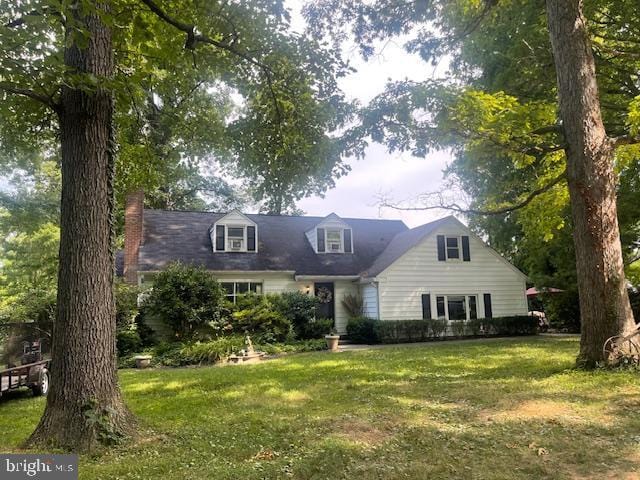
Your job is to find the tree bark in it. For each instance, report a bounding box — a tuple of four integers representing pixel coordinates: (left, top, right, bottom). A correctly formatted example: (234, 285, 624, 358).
(29, 1, 134, 450)
(546, 0, 636, 367)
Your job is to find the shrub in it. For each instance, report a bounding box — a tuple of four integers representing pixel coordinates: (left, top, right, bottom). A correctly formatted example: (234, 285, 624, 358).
(116, 329, 142, 357)
(467, 318, 484, 336)
(484, 316, 538, 335)
(543, 288, 580, 332)
(450, 320, 466, 337)
(429, 318, 448, 339)
(346, 316, 378, 343)
(298, 318, 333, 339)
(115, 281, 139, 330)
(142, 262, 227, 340)
(272, 292, 319, 339)
(341, 293, 364, 318)
(229, 293, 292, 342)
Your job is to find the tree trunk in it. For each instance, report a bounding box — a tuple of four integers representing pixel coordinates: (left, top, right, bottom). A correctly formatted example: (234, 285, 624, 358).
(546, 0, 636, 367)
(29, 2, 134, 451)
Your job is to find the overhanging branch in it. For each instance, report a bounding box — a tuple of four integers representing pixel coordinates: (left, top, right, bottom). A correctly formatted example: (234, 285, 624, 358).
(611, 134, 640, 147)
(380, 170, 567, 216)
(0, 82, 59, 111)
(138, 0, 282, 120)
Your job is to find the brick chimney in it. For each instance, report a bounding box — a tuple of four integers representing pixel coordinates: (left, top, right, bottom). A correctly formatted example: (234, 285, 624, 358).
(124, 189, 144, 284)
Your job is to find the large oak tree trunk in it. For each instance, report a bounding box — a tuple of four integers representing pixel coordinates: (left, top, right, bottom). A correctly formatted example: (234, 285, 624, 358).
(546, 0, 636, 367)
(29, 2, 133, 450)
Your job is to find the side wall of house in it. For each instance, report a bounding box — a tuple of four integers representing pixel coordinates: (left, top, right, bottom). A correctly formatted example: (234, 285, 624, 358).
(377, 222, 527, 321)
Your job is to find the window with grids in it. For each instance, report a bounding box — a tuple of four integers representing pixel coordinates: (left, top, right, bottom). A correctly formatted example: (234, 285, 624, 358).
(326, 229, 342, 252)
(435, 294, 478, 321)
(446, 237, 460, 259)
(221, 282, 263, 303)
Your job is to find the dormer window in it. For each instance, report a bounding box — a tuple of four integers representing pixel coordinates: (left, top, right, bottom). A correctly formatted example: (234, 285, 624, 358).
(306, 213, 354, 254)
(211, 210, 257, 253)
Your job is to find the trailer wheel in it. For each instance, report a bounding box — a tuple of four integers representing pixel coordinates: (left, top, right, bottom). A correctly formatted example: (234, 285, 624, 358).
(31, 369, 50, 397)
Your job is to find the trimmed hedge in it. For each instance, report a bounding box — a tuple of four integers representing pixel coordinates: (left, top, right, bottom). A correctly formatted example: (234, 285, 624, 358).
(346, 316, 537, 344)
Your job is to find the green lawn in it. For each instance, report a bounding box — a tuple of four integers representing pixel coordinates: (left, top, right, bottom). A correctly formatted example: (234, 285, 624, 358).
(2, 336, 640, 479)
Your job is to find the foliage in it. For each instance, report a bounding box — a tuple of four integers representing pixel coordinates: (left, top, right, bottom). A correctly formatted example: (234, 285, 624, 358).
(118, 336, 327, 368)
(297, 318, 333, 340)
(542, 289, 581, 333)
(450, 320, 466, 338)
(346, 317, 536, 344)
(346, 316, 378, 343)
(229, 294, 292, 343)
(341, 293, 364, 318)
(142, 263, 226, 340)
(116, 330, 143, 359)
(271, 292, 319, 339)
(115, 282, 139, 331)
(0, 222, 59, 323)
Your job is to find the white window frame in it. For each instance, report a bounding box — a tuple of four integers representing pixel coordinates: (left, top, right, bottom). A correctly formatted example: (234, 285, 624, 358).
(445, 236, 462, 261)
(317, 227, 354, 254)
(221, 281, 263, 303)
(226, 225, 246, 251)
(435, 294, 478, 321)
(325, 228, 343, 253)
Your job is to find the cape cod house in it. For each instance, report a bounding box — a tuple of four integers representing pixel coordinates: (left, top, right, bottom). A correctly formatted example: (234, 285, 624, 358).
(119, 190, 528, 333)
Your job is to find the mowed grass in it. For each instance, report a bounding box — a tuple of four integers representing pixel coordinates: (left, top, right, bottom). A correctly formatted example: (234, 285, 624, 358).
(1, 336, 639, 479)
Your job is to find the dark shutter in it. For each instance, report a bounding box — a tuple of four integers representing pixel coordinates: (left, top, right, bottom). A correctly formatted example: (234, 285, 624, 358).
(247, 226, 256, 251)
(421, 294, 431, 320)
(437, 235, 446, 261)
(436, 296, 446, 318)
(462, 236, 471, 261)
(317, 228, 325, 253)
(483, 293, 493, 318)
(344, 229, 352, 253)
(215, 225, 225, 251)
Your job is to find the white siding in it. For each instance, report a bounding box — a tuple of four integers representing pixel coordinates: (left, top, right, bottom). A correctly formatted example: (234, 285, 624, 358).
(377, 222, 527, 321)
(361, 282, 379, 319)
(334, 280, 359, 334)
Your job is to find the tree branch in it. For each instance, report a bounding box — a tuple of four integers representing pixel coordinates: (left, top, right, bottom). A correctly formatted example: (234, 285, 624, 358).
(0, 82, 59, 111)
(138, 0, 282, 121)
(380, 170, 567, 216)
(611, 134, 640, 147)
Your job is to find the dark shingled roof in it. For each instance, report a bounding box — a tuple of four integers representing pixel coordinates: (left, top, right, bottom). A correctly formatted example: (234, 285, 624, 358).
(133, 210, 411, 276)
(361, 216, 454, 278)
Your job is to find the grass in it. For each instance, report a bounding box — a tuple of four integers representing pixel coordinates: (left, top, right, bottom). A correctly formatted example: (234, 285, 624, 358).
(1, 336, 639, 479)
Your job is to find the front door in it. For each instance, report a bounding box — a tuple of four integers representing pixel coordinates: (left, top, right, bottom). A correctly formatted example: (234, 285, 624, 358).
(314, 282, 335, 320)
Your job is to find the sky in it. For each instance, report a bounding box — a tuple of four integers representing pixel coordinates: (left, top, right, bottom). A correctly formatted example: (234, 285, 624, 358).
(288, 2, 454, 228)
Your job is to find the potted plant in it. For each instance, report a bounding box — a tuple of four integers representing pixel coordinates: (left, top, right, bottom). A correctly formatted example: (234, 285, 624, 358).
(325, 328, 340, 352)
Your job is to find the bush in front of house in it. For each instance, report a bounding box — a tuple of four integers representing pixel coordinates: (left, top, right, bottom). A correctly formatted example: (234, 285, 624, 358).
(272, 291, 320, 339)
(484, 315, 538, 335)
(142, 262, 227, 340)
(297, 318, 334, 339)
(346, 316, 538, 344)
(346, 316, 379, 343)
(117, 336, 328, 368)
(228, 293, 292, 342)
(116, 329, 142, 357)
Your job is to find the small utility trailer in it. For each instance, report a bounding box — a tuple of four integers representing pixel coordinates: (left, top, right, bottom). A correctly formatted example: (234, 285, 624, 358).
(0, 340, 50, 399)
